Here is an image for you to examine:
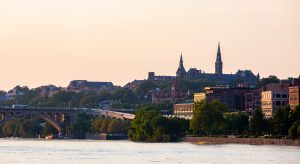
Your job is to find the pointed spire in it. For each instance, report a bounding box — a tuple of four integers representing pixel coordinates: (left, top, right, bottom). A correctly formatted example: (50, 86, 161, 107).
(176, 52, 186, 79)
(215, 42, 223, 75)
(180, 52, 183, 64)
(217, 42, 222, 61)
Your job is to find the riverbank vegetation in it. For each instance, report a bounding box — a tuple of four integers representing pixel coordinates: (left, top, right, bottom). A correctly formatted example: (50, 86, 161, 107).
(190, 101, 300, 139)
(128, 105, 188, 142)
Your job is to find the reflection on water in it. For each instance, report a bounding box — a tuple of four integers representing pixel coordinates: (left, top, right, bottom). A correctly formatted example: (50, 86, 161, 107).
(0, 139, 300, 164)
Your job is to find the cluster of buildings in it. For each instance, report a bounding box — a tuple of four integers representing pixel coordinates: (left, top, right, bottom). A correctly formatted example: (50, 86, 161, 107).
(148, 43, 259, 86)
(174, 78, 300, 119)
(0, 80, 116, 102)
(145, 43, 259, 105)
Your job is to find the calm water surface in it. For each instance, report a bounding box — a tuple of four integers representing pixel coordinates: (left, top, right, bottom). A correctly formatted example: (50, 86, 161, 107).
(0, 139, 300, 164)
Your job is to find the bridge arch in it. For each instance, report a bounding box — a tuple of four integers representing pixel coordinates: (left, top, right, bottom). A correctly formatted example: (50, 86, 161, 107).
(0, 112, 63, 133)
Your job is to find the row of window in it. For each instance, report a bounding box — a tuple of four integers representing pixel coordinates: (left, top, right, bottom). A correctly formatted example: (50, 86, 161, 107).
(174, 110, 193, 113)
(262, 93, 288, 99)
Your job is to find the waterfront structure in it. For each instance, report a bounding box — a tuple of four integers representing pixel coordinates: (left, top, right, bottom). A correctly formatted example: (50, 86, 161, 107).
(0, 107, 135, 134)
(289, 86, 300, 111)
(67, 80, 115, 93)
(147, 43, 259, 87)
(194, 87, 251, 112)
(244, 89, 262, 111)
(261, 83, 289, 117)
(173, 102, 193, 119)
(289, 78, 300, 111)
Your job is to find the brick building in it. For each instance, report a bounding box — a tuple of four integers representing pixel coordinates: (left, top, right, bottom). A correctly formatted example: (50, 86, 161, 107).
(194, 87, 251, 112)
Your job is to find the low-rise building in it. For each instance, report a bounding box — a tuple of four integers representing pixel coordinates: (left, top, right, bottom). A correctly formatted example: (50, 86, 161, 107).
(194, 93, 206, 102)
(261, 91, 289, 117)
(261, 83, 289, 117)
(173, 102, 193, 119)
(289, 86, 300, 111)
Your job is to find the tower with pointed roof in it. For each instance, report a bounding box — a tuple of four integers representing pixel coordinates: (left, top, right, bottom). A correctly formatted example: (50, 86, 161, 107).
(176, 53, 187, 79)
(215, 42, 223, 75)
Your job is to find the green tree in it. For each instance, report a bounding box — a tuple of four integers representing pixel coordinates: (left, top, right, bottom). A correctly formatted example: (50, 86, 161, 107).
(100, 117, 111, 133)
(270, 107, 290, 136)
(224, 112, 249, 134)
(249, 109, 268, 135)
(257, 75, 280, 88)
(71, 113, 92, 139)
(1, 118, 19, 137)
(128, 105, 184, 142)
(18, 119, 42, 138)
(288, 121, 299, 139)
(43, 123, 58, 136)
(190, 100, 226, 135)
(107, 119, 122, 133)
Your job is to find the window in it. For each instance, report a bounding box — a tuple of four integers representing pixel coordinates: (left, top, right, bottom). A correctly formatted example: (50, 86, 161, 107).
(276, 101, 281, 106)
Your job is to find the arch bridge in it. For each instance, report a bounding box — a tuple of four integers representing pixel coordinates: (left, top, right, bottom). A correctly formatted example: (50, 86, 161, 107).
(0, 107, 135, 133)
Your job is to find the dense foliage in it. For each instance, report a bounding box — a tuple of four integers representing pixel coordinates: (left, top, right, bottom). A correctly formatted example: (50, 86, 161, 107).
(0, 117, 53, 138)
(190, 101, 300, 139)
(257, 75, 280, 88)
(190, 100, 227, 135)
(128, 105, 188, 142)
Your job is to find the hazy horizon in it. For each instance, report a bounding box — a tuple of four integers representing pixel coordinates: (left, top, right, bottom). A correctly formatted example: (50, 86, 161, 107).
(0, 0, 299, 91)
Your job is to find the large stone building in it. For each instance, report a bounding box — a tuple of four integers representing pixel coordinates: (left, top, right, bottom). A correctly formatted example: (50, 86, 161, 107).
(67, 80, 115, 93)
(150, 80, 191, 104)
(148, 43, 259, 87)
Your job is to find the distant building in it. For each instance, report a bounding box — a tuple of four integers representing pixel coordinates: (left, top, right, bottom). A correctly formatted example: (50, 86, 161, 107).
(194, 93, 206, 102)
(150, 80, 191, 104)
(40, 85, 63, 97)
(194, 86, 251, 112)
(5, 86, 26, 100)
(124, 80, 145, 90)
(173, 102, 193, 119)
(289, 86, 300, 111)
(261, 83, 290, 117)
(147, 43, 259, 87)
(67, 80, 115, 93)
(244, 89, 262, 112)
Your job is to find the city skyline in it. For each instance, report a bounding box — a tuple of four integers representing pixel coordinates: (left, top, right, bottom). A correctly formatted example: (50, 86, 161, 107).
(0, 0, 299, 91)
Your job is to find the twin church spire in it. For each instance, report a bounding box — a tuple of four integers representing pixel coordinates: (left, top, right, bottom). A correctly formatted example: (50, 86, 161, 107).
(176, 43, 223, 79)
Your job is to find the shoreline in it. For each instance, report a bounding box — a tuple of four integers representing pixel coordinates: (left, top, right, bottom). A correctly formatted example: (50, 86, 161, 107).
(183, 136, 300, 146)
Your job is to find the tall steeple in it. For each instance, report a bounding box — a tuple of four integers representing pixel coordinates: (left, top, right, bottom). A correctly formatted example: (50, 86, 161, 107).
(176, 53, 186, 79)
(180, 53, 183, 64)
(215, 42, 223, 75)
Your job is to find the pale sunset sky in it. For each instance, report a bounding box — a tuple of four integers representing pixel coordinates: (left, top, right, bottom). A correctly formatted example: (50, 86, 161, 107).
(0, 0, 299, 91)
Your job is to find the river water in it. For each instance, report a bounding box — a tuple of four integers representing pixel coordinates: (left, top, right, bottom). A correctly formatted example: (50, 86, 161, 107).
(0, 139, 300, 164)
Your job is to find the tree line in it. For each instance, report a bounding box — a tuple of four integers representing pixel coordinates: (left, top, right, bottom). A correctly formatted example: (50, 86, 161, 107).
(190, 100, 300, 139)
